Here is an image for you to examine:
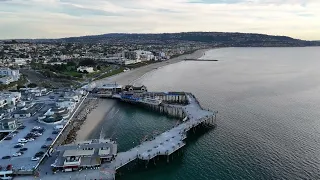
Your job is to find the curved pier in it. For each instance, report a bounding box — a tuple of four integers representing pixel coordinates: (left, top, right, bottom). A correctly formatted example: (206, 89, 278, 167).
(102, 93, 217, 177)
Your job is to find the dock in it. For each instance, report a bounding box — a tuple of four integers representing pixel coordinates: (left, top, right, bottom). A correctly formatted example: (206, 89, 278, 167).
(101, 92, 216, 177)
(184, 58, 218, 61)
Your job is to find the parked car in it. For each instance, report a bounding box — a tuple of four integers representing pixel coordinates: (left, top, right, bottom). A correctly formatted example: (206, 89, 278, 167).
(16, 151, 24, 155)
(14, 144, 23, 148)
(52, 130, 59, 134)
(20, 148, 28, 151)
(46, 137, 53, 141)
(41, 145, 48, 149)
(12, 152, 22, 157)
(4, 136, 12, 140)
(17, 125, 26, 130)
(33, 126, 42, 130)
(18, 138, 28, 143)
(2, 156, 11, 159)
(31, 157, 40, 161)
(35, 151, 45, 157)
(26, 138, 35, 142)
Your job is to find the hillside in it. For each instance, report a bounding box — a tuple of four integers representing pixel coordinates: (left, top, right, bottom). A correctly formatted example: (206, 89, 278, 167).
(18, 32, 320, 47)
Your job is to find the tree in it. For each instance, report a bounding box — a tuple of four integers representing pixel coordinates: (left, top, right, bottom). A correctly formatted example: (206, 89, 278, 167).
(96, 65, 101, 70)
(27, 83, 38, 88)
(82, 70, 89, 74)
(79, 59, 96, 66)
(17, 85, 26, 90)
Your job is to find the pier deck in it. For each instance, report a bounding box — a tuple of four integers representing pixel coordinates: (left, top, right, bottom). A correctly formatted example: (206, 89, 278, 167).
(102, 93, 216, 175)
(184, 58, 218, 61)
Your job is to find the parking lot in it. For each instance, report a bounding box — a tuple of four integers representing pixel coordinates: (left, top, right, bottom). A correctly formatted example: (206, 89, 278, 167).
(0, 90, 87, 174)
(0, 116, 61, 171)
(0, 92, 66, 172)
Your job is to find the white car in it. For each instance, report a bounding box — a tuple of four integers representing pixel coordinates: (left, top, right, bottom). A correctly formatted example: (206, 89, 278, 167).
(18, 138, 28, 143)
(34, 133, 42, 136)
(31, 157, 40, 161)
(27, 138, 35, 142)
(13, 152, 22, 157)
(16, 143, 25, 146)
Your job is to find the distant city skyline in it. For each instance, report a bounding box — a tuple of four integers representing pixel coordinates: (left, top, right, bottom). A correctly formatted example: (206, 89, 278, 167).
(0, 0, 319, 40)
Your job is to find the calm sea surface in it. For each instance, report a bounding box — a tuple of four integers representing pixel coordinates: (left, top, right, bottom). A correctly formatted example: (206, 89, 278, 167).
(93, 47, 320, 180)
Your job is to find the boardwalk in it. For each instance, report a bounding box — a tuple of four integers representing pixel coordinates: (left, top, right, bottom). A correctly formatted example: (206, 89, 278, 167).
(101, 93, 216, 176)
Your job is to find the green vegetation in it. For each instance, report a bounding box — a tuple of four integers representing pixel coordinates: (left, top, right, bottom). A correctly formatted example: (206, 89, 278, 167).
(95, 67, 125, 80)
(0, 75, 27, 91)
(27, 83, 38, 88)
(124, 61, 159, 69)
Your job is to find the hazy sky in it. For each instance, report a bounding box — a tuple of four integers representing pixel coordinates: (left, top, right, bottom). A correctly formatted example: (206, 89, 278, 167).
(0, 0, 319, 40)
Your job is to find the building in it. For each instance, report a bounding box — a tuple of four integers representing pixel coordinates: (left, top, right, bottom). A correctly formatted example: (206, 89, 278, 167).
(55, 98, 76, 110)
(0, 68, 20, 77)
(19, 87, 48, 97)
(124, 51, 138, 60)
(95, 84, 123, 97)
(52, 139, 117, 172)
(0, 92, 21, 107)
(0, 165, 13, 180)
(123, 85, 147, 93)
(100, 57, 137, 65)
(13, 103, 44, 119)
(134, 50, 154, 61)
(0, 67, 20, 84)
(0, 118, 19, 132)
(64, 92, 80, 102)
(77, 66, 94, 73)
(13, 58, 30, 66)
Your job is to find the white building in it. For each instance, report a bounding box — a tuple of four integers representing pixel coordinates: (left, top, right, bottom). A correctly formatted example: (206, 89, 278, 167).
(56, 99, 76, 110)
(0, 68, 20, 84)
(100, 57, 137, 65)
(77, 66, 94, 73)
(135, 50, 154, 61)
(13, 58, 30, 66)
(0, 92, 21, 107)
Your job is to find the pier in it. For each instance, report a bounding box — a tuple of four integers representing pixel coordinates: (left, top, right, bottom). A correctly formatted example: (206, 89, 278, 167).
(101, 92, 217, 178)
(184, 58, 218, 61)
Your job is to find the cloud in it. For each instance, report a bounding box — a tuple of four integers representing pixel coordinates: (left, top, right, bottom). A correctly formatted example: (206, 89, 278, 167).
(0, 0, 319, 40)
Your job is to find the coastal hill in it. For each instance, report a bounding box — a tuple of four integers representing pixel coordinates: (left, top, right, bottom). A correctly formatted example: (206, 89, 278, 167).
(11, 32, 320, 47)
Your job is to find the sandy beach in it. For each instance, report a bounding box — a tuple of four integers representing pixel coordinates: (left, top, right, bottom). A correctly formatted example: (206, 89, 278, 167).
(75, 49, 209, 142)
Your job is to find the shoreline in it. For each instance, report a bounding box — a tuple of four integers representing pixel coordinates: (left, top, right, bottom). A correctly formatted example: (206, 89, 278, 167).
(74, 48, 210, 142)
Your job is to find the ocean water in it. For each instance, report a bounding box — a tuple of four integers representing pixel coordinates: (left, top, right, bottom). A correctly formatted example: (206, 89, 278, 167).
(97, 47, 320, 180)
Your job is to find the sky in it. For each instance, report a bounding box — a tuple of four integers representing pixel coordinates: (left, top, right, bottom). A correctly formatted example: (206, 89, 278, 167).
(0, 0, 319, 40)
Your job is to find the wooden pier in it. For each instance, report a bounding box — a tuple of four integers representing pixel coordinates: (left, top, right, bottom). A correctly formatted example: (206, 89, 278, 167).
(101, 92, 217, 178)
(184, 59, 219, 61)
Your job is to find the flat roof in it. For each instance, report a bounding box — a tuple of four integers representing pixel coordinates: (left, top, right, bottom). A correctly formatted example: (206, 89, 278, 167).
(63, 149, 95, 157)
(98, 84, 122, 89)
